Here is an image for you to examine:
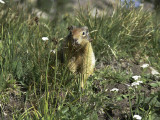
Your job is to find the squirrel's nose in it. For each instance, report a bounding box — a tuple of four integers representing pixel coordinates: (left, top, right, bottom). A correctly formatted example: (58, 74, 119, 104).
(73, 38, 79, 45)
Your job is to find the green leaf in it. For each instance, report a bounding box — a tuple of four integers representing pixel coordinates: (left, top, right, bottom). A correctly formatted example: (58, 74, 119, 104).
(16, 61, 23, 79)
(150, 82, 160, 88)
(91, 112, 98, 120)
(61, 106, 69, 114)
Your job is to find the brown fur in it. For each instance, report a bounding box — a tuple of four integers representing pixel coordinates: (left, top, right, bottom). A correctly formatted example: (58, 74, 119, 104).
(62, 26, 95, 88)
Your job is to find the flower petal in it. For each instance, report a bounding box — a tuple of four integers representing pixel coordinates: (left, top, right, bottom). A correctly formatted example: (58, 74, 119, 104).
(42, 37, 49, 41)
(133, 115, 142, 120)
(132, 75, 141, 80)
(140, 64, 149, 68)
(110, 88, 119, 92)
(0, 0, 5, 4)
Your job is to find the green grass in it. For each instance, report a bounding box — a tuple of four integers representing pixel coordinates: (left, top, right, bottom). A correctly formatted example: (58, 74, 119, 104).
(0, 2, 160, 120)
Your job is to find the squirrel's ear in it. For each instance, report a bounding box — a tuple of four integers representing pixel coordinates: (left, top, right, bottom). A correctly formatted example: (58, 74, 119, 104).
(83, 26, 89, 34)
(83, 26, 88, 30)
(67, 25, 76, 31)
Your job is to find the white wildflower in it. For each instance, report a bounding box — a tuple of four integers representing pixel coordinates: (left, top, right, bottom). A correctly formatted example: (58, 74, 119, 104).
(150, 67, 160, 75)
(50, 49, 56, 54)
(137, 81, 143, 84)
(110, 88, 119, 92)
(4, 112, 7, 116)
(131, 82, 140, 87)
(0, 0, 5, 4)
(132, 75, 141, 80)
(105, 89, 108, 92)
(133, 115, 142, 120)
(140, 64, 149, 68)
(125, 84, 130, 87)
(131, 81, 143, 87)
(42, 37, 49, 41)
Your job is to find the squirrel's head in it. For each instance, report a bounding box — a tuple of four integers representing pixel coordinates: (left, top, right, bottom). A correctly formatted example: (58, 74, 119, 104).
(68, 26, 91, 46)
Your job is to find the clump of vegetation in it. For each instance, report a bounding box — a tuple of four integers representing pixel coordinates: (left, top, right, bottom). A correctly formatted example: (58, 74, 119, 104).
(0, 1, 160, 120)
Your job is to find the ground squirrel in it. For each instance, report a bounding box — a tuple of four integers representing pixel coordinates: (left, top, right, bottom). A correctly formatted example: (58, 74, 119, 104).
(62, 25, 95, 88)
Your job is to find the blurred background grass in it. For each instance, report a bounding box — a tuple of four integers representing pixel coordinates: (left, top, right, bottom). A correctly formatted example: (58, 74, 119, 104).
(0, 0, 160, 119)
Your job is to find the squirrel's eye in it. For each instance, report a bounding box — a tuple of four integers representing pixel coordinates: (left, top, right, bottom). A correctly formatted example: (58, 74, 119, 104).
(82, 32, 85, 36)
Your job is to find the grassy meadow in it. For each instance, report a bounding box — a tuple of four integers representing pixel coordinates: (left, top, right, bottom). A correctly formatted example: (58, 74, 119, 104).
(0, 1, 160, 120)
